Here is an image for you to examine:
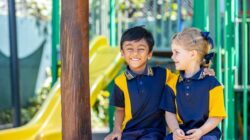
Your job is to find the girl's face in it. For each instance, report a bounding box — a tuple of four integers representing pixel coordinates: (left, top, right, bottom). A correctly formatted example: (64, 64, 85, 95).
(171, 42, 194, 70)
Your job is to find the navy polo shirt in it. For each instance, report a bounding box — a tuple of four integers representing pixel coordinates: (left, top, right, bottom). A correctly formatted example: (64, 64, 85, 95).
(110, 66, 170, 133)
(160, 68, 226, 138)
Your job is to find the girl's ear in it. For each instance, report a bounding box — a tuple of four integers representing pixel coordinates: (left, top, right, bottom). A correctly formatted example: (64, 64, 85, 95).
(191, 50, 198, 58)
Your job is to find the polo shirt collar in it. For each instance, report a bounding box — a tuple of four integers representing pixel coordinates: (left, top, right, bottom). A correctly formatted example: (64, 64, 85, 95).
(178, 68, 205, 82)
(125, 65, 154, 80)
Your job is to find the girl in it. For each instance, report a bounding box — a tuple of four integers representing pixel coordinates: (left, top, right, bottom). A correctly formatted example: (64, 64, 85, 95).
(160, 28, 226, 140)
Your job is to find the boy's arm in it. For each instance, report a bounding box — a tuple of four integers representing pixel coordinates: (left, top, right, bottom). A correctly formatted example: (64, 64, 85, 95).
(113, 107, 124, 133)
(104, 107, 124, 140)
(186, 117, 223, 140)
(166, 111, 186, 140)
(105, 81, 125, 140)
(203, 68, 215, 76)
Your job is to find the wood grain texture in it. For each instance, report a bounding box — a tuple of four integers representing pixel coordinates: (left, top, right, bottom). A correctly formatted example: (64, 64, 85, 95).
(60, 0, 91, 139)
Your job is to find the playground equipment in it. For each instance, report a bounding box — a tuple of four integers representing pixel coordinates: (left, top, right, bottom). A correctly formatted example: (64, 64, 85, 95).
(2, 0, 249, 139)
(0, 36, 124, 140)
(193, 1, 249, 139)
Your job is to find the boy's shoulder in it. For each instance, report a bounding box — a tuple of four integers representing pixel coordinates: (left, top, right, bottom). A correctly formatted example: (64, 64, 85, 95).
(151, 66, 175, 73)
(114, 73, 126, 83)
(113, 66, 167, 82)
(150, 66, 172, 79)
(151, 66, 166, 73)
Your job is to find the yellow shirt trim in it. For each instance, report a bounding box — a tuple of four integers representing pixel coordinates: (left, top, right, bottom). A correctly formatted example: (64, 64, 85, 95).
(209, 85, 227, 118)
(115, 74, 132, 130)
(165, 69, 183, 124)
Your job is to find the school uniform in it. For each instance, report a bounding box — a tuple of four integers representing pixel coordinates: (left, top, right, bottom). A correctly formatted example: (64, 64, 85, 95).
(110, 66, 177, 140)
(160, 68, 226, 140)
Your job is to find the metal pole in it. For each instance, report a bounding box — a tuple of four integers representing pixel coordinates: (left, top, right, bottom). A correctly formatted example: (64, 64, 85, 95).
(153, 0, 157, 46)
(110, 0, 116, 46)
(177, 0, 182, 32)
(215, 0, 222, 82)
(242, 0, 248, 139)
(52, 0, 60, 86)
(234, 1, 240, 138)
(167, 0, 173, 46)
(224, 0, 235, 139)
(192, 0, 209, 31)
(215, 0, 223, 132)
(160, 0, 165, 48)
(7, 0, 21, 127)
(234, 0, 239, 86)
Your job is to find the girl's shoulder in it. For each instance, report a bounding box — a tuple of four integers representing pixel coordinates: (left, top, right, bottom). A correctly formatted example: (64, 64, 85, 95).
(204, 76, 222, 89)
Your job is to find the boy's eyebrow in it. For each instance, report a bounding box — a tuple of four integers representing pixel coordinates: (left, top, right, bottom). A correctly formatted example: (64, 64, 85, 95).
(123, 42, 147, 47)
(123, 43, 133, 47)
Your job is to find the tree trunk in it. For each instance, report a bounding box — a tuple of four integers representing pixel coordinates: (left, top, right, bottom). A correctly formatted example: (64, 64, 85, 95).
(60, 0, 91, 139)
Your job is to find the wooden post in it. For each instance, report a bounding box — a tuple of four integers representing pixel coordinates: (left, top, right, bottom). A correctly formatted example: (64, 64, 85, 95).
(60, 0, 92, 139)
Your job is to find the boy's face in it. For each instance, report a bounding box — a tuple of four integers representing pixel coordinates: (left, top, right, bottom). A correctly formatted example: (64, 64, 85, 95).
(121, 39, 152, 73)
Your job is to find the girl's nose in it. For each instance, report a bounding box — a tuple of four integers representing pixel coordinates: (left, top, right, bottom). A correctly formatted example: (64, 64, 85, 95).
(171, 54, 174, 60)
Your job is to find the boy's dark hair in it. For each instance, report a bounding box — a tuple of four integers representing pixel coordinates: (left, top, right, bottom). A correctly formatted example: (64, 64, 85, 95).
(120, 26, 154, 52)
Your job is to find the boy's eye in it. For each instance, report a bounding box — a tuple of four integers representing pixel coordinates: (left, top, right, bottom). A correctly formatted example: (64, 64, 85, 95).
(124, 48, 146, 53)
(138, 47, 145, 50)
(138, 48, 145, 51)
(126, 48, 133, 51)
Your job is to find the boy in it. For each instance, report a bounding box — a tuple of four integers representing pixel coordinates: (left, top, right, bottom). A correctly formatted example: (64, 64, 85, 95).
(104, 26, 214, 140)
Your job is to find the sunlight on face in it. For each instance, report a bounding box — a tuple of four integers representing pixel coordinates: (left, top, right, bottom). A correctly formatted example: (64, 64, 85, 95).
(171, 42, 192, 70)
(121, 39, 152, 73)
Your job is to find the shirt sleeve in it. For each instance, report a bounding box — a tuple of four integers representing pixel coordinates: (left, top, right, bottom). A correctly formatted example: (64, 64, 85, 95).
(109, 83, 125, 108)
(160, 85, 176, 113)
(209, 79, 227, 118)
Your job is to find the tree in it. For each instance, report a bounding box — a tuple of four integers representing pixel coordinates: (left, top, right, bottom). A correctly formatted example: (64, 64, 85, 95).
(60, 0, 92, 139)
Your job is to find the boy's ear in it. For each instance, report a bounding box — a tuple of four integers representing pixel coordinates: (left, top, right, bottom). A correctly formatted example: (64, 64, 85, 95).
(120, 50, 125, 57)
(148, 51, 153, 60)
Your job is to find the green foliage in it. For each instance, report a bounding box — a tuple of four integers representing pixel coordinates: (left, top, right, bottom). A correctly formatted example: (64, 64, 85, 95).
(20, 80, 51, 124)
(91, 91, 110, 128)
(0, 78, 51, 126)
(0, 110, 11, 125)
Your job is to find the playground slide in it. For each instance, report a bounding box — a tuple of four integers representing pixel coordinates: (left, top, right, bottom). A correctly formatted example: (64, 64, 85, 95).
(0, 36, 124, 140)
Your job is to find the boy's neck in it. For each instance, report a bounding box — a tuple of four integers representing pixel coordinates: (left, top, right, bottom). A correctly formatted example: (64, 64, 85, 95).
(184, 63, 200, 78)
(129, 65, 147, 75)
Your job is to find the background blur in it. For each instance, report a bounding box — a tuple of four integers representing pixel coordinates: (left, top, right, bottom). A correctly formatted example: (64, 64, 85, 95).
(0, 0, 249, 140)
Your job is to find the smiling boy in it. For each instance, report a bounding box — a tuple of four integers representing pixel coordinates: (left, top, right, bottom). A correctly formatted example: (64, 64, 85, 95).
(104, 26, 214, 140)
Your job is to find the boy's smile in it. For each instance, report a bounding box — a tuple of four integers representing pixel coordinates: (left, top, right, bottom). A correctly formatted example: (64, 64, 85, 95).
(121, 39, 152, 74)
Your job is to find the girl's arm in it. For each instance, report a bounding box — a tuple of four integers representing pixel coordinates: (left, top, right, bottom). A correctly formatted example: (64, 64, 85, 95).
(104, 107, 124, 140)
(186, 117, 223, 140)
(166, 111, 186, 140)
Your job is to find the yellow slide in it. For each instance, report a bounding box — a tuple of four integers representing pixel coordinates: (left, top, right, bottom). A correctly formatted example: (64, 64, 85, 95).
(0, 36, 124, 140)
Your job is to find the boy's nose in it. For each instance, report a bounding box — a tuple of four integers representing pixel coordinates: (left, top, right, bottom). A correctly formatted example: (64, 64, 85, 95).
(132, 50, 139, 55)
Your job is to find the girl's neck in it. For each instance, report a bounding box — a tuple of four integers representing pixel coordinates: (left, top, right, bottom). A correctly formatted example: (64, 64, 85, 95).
(184, 63, 200, 78)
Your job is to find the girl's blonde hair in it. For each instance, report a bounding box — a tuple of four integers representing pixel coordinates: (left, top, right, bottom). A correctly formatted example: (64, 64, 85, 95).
(172, 27, 214, 67)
